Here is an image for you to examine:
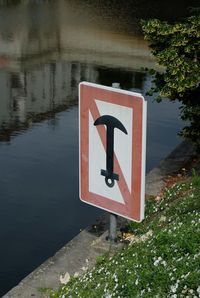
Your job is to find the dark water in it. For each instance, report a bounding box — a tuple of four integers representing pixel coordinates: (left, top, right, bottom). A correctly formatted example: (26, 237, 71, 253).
(0, 0, 198, 296)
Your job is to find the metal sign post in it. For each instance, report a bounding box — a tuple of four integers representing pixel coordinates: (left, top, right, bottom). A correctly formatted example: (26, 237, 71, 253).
(109, 213, 118, 242)
(107, 83, 121, 243)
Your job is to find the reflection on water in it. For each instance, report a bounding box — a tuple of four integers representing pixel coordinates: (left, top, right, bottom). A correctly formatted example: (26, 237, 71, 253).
(0, 61, 82, 141)
(0, 62, 147, 141)
(0, 0, 153, 69)
(0, 0, 195, 296)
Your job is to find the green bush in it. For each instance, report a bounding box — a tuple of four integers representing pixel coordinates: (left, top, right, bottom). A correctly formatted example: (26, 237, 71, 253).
(141, 12, 200, 149)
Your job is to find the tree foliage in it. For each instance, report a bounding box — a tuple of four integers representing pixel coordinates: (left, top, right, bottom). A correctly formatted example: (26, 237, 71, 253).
(141, 13, 200, 149)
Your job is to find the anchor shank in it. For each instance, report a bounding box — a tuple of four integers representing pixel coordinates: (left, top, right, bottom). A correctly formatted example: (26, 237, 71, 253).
(94, 114, 127, 187)
(106, 126, 114, 176)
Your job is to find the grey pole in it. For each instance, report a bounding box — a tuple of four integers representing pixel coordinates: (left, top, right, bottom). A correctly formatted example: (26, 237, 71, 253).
(107, 82, 121, 243)
(109, 213, 118, 242)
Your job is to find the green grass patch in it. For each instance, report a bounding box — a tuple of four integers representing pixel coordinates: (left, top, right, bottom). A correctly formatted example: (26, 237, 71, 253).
(48, 176, 200, 298)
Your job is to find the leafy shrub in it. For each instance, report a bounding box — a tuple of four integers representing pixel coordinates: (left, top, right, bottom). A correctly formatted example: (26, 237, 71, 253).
(141, 12, 200, 149)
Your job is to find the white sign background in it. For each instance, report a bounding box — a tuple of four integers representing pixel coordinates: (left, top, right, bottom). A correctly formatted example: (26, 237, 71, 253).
(89, 100, 133, 203)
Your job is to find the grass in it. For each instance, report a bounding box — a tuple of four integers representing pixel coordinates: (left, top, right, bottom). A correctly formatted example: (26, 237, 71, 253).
(47, 175, 200, 298)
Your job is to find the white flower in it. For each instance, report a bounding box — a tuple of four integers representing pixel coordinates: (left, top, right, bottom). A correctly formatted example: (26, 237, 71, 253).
(59, 272, 70, 285)
(170, 283, 178, 293)
(189, 289, 194, 294)
(74, 272, 79, 278)
(105, 293, 112, 298)
(81, 266, 87, 271)
(159, 215, 167, 222)
(197, 286, 200, 295)
(154, 260, 159, 266)
(153, 256, 163, 266)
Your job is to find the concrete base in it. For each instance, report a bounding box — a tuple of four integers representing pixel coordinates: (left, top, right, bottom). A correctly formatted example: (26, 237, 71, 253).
(3, 140, 198, 297)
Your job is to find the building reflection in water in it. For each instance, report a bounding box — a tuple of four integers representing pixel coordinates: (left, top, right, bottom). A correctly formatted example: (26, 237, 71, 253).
(0, 0, 154, 141)
(0, 62, 146, 142)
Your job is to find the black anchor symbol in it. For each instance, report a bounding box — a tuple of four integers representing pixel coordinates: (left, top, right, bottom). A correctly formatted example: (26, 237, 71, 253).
(94, 115, 128, 188)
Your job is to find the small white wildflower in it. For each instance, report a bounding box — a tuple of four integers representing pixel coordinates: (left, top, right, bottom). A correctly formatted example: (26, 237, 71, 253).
(154, 260, 159, 266)
(185, 272, 190, 277)
(159, 215, 167, 222)
(197, 286, 200, 295)
(170, 283, 178, 293)
(114, 283, 118, 290)
(189, 289, 193, 294)
(59, 272, 70, 285)
(140, 289, 145, 295)
(73, 272, 79, 278)
(153, 256, 163, 266)
(105, 293, 112, 298)
(81, 266, 87, 271)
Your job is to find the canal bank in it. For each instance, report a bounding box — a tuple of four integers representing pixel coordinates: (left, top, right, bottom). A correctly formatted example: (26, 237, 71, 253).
(3, 139, 199, 298)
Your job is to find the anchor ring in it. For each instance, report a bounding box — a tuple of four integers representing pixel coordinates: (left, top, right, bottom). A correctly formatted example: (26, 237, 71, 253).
(105, 177, 115, 188)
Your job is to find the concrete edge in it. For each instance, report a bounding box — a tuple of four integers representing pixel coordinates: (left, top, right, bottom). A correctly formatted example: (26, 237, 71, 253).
(145, 140, 197, 196)
(3, 230, 112, 298)
(3, 140, 197, 298)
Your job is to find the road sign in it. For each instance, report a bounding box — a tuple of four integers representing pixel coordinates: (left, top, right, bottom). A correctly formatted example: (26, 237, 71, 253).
(79, 82, 147, 222)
